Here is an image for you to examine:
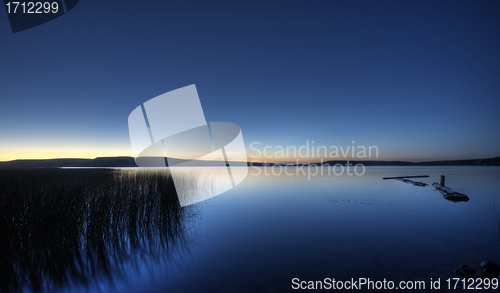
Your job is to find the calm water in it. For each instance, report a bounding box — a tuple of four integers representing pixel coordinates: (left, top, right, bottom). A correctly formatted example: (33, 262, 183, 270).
(64, 167, 500, 292)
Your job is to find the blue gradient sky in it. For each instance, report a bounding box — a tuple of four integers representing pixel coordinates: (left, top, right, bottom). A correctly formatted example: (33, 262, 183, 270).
(1, 0, 499, 162)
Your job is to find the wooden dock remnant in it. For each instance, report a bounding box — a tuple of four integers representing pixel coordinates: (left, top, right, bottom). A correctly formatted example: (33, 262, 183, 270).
(394, 178, 428, 187)
(432, 176, 469, 202)
(383, 175, 429, 187)
(383, 175, 429, 180)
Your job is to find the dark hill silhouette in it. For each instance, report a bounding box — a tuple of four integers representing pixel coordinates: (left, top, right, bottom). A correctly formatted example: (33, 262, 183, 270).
(0, 156, 499, 168)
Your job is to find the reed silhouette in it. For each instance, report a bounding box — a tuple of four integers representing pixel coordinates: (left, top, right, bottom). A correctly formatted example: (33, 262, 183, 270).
(493, 203, 500, 239)
(0, 168, 197, 292)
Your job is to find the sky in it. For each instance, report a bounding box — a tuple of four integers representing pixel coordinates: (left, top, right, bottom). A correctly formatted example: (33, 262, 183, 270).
(0, 0, 499, 162)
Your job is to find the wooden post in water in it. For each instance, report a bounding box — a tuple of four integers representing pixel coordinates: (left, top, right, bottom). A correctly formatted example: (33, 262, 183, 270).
(440, 175, 445, 187)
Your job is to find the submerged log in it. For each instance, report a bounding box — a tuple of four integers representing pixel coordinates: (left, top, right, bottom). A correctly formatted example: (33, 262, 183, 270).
(394, 178, 428, 187)
(383, 175, 429, 180)
(432, 182, 469, 202)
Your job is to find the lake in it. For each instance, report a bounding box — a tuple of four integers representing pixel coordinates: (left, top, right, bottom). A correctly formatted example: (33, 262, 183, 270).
(2, 167, 500, 292)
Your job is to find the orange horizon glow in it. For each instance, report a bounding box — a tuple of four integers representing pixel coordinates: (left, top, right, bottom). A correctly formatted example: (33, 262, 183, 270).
(0, 147, 133, 162)
(1, 146, 493, 163)
(2, 152, 488, 163)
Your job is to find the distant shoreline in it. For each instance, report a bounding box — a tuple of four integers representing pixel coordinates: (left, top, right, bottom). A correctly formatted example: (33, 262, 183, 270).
(0, 156, 499, 168)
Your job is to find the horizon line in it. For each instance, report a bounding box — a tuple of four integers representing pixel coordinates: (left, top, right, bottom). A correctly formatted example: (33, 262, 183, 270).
(1, 155, 499, 164)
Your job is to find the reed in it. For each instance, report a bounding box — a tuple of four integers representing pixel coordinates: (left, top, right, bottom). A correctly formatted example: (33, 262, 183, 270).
(493, 202, 500, 238)
(0, 168, 196, 293)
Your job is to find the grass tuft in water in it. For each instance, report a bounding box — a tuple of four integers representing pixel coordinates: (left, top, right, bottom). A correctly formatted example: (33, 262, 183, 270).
(0, 168, 196, 293)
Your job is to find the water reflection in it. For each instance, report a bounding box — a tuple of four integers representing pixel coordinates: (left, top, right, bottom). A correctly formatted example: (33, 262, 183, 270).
(0, 168, 197, 293)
